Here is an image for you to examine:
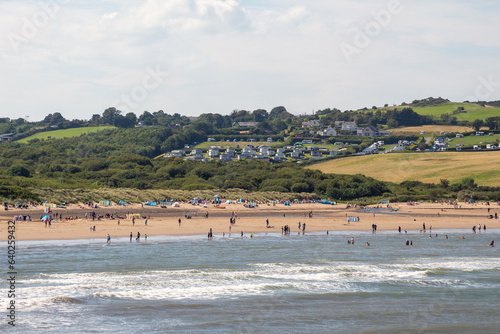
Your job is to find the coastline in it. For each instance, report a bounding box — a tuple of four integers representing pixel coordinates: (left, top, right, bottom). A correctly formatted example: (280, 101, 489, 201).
(1, 202, 499, 242)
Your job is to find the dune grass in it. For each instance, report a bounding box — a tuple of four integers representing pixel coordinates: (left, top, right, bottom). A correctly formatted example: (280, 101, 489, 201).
(20, 188, 317, 204)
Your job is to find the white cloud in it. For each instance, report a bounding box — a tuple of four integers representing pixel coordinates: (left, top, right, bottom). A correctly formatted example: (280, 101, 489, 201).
(0, 0, 499, 120)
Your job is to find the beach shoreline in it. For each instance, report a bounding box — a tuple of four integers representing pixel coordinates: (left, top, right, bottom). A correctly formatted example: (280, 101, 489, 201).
(2, 201, 499, 242)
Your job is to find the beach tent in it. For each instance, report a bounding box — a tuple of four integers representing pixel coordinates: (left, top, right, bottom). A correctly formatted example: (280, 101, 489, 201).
(99, 200, 111, 206)
(172, 202, 180, 207)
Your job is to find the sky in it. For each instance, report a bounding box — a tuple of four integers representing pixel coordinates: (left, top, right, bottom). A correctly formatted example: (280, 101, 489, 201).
(1, 0, 499, 121)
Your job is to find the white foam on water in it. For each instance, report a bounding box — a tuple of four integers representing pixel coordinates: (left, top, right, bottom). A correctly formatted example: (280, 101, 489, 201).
(20, 255, 492, 311)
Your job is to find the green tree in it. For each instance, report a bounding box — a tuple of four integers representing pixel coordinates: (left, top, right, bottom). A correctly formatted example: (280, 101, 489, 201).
(440, 179, 450, 188)
(471, 119, 484, 131)
(102, 107, 121, 125)
(7, 164, 31, 177)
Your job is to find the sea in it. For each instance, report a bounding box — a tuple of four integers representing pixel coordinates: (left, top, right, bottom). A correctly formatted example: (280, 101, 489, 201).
(4, 229, 500, 333)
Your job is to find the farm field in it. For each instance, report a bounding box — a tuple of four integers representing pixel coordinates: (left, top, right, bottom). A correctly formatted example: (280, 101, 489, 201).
(411, 103, 479, 116)
(367, 102, 500, 121)
(307, 151, 500, 186)
(389, 125, 475, 135)
(454, 107, 500, 122)
(18, 126, 115, 143)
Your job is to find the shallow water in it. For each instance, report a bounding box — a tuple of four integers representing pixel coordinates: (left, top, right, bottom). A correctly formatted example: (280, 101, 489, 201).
(5, 230, 500, 333)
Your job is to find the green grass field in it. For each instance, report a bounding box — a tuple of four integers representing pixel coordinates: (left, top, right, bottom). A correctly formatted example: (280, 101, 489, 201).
(447, 133, 500, 147)
(307, 151, 500, 186)
(18, 126, 115, 143)
(454, 107, 500, 122)
(411, 103, 480, 117)
(362, 102, 500, 122)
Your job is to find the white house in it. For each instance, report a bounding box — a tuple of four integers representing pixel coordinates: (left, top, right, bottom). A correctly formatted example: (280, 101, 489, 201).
(342, 122, 358, 131)
(220, 153, 231, 162)
(226, 147, 236, 157)
(259, 146, 269, 157)
(190, 149, 203, 160)
(302, 120, 322, 128)
(291, 149, 302, 159)
(208, 148, 219, 158)
(164, 150, 185, 158)
(357, 126, 379, 137)
(317, 127, 337, 137)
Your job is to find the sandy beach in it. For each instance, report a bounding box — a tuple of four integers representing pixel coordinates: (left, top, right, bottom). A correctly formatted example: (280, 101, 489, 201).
(1, 201, 499, 242)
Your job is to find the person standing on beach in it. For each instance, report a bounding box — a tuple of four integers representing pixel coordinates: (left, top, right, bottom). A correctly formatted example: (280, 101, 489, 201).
(130, 232, 132, 242)
(178, 218, 181, 227)
(132, 217, 135, 226)
(107, 234, 111, 243)
(423, 223, 426, 231)
(302, 223, 306, 232)
(398, 226, 401, 233)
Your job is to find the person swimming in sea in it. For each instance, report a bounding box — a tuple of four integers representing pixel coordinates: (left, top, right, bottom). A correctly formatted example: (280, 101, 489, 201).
(490, 240, 495, 247)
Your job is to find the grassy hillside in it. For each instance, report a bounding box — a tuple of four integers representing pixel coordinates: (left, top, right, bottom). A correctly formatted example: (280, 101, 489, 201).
(454, 107, 500, 122)
(411, 103, 500, 121)
(307, 151, 500, 186)
(18, 126, 115, 143)
(411, 103, 479, 117)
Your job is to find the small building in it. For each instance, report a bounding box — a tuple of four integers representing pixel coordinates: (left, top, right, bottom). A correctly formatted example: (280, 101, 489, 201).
(341, 122, 358, 131)
(310, 148, 321, 158)
(291, 149, 302, 159)
(357, 126, 379, 137)
(301, 120, 322, 128)
(226, 147, 236, 157)
(0, 133, 14, 142)
(456, 134, 464, 138)
(232, 122, 260, 127)
(267, 137, 273, 143)
(190, 149, 203, 160)
(164, 150, 185, 158)
(208, 148, 219, 158)
(220, 153, 231, 162)
(317, 127, 337, 137)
